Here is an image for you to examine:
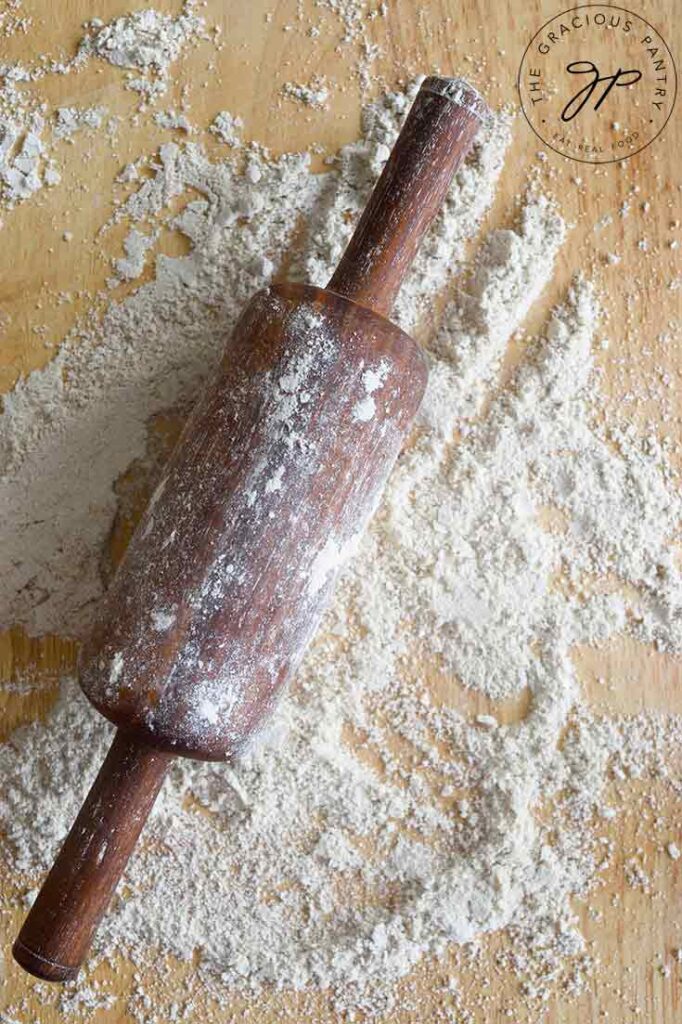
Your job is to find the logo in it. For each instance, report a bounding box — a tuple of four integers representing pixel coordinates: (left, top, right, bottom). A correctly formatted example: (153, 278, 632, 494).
(518, 5, 677, 163)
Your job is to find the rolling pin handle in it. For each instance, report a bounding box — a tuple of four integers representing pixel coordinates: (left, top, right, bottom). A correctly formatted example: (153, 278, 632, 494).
(327, 76, 488, 317)
(13, 730, 171, 981)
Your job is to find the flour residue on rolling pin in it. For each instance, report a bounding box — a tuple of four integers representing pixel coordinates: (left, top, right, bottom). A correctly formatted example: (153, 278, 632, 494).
(351, 358, 390, 423)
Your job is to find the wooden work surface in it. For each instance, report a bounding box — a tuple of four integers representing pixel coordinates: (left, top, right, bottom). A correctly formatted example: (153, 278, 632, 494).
(0, 1, 680, 1021)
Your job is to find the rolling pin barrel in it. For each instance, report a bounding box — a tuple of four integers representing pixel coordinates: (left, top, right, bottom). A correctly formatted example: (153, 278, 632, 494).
(78, 282, 428, 759)
(14, 75, 487, 981)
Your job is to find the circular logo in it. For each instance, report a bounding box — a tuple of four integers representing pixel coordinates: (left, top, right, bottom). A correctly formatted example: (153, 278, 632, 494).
(517, 5, 677, 163)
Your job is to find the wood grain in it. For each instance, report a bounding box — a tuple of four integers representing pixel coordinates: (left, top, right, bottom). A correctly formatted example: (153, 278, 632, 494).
(0, 1, 680, 1021)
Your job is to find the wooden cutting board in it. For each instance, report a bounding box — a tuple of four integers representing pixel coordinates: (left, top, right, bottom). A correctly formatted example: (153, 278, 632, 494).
(1, 1, 680, 1021)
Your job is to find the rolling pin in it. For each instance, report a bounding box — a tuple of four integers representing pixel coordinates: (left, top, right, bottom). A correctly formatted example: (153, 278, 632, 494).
(13, 76, 487, 981)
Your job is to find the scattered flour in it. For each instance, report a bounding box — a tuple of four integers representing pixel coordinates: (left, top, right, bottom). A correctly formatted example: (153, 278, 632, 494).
(209, 110, 243, 147)
(282, 76, 330, 110)
(0, 21, 680, 1024)
(0, 107, 48, 202)
(0, 3, 203, 205)
(53, 106, 107, 140)
(112, 227, 157, 282)
(153, 109, 193, 134)
(83, 5, 204, 102)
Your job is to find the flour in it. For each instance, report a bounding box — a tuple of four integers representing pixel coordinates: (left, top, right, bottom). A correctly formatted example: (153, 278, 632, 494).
(282, 76, 330, 110)
(209, 111, 243, 147)
(112, 227, 157, 282)
(0, 2, 31, 39)
(83, 5, 204, 102)
(153, 109, 193, 133)
(53, 106, 107, 140)
(0, 106, 47, 203)
(351, 359, 389, 421)
(0, 41, 680, 1024)
(0, 3, 204, 205)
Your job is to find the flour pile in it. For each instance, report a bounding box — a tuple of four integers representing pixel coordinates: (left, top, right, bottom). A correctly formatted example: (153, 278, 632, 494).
(0, 77, 681, 1024)
(82, 6, 205, 103)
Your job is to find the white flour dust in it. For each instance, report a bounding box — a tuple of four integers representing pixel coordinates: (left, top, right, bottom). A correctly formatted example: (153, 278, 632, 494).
(0, 39, 680, 1024)
(53, 106, 107, 141)
(282, 76, 331, 110)
(82, 6, 205, 103)
(0, 3, 203, 205)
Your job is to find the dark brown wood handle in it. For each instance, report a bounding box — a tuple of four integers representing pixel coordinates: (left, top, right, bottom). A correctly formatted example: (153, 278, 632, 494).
(328, 76, 488, 316)
(13, 731, 171, 981)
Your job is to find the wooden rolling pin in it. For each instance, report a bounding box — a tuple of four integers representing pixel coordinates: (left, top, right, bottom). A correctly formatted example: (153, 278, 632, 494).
(13, 76, 487, 982)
